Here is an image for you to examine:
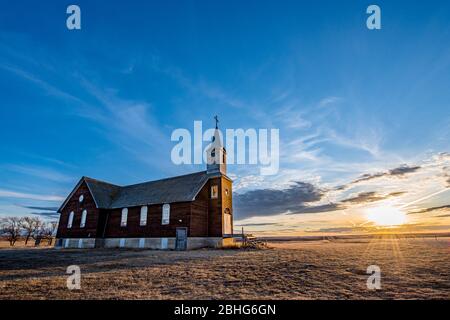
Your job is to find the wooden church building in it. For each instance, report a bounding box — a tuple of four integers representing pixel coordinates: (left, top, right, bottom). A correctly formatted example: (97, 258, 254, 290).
(55, 125, 233, 250)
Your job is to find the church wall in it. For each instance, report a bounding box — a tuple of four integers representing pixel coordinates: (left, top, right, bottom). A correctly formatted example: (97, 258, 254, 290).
(56, 181, 100, 239)
(102, 202, 192, 238)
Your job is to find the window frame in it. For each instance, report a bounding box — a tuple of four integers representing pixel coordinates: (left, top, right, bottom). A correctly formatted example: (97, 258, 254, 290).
(67, 211, 74, 229)
(80, 209, 87, 228)
(162, 204, 170, 225)
(211, 185, 219, 199)
(140, 206, 148, 226)
(121, 208, 128, 227)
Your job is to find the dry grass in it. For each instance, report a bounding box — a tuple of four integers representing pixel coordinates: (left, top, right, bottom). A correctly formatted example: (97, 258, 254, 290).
(0, 236, 449, 300)
(0, 239, 54, 249)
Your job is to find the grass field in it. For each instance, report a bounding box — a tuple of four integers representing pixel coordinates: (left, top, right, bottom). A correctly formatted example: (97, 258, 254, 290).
(0, 236, 449, 300)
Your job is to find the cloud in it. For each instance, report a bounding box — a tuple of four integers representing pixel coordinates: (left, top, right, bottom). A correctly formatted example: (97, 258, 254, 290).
(78, 79, 172, 172)
(234, 182, 324, 219)
(317, 96, 341, 108)
(304, 227, 357, 233)
(435, 214, 450, 218)
(408, 205, 450, 215)
(0, 60, 173, 175)
(341, 191, 406, 204)
(289, 191, 406, 215)
(19, 205, 59, 211)
(289, 203, 344, 214)
(0, 64, 83, 105)
(0, 189, 64, 201)
(2, 164, 73, 182)
(234, 178, 408, 219)
(350, 164, 421, 185)
(161, 65, 248, 109)
(30, 212, 59, 219)
(443, 168, 450, 187)
(235, 222, 279, 227)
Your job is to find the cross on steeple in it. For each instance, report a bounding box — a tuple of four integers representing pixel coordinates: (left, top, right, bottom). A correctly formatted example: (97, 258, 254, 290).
(214, 115, 219, 129)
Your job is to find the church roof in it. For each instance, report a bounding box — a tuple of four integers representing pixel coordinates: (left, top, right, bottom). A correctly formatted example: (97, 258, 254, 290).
(58, 171, 213, 212)
(107, 171, 210, 209)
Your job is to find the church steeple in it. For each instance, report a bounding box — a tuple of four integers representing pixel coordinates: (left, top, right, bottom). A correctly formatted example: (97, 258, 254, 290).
(207, 116, 227, 175)
(214, 115, 219, 129)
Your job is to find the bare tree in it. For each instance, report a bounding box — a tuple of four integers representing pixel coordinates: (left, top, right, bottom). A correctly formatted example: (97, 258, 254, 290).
(39, 221, 58, 245)
(0, 217, 23, 246)
(20, 217, 43, 245)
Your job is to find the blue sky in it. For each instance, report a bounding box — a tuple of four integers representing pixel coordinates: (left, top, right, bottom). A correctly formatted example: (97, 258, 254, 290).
(1, 0, 450, 235)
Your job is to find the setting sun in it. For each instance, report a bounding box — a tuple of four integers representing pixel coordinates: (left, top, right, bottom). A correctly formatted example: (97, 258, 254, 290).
(366, 206, 407, 226)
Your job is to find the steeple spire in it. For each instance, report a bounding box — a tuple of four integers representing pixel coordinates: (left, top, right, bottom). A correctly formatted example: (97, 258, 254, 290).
(207, 115, 227, 175)
(214, 115, 219, 129)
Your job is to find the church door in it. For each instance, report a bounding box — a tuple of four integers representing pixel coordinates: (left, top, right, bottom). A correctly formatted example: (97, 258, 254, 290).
(223, 209, 232, 235)
(175, 227, 188, 251)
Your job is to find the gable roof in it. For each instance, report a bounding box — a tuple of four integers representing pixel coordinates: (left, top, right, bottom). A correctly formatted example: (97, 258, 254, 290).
(58, 171, 212, 212)
(109, 171, 210, 209)
(84, 177, 121, 208)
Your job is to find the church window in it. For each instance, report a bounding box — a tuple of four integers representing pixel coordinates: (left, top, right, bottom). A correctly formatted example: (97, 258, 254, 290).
(211, 185, 218, 199)
(121, 208, 128, 227)
(80, 210, 87, 228)
(162, 204, 170, 225)
(140, 206, 148, 226)
(67, 211, 74, 228)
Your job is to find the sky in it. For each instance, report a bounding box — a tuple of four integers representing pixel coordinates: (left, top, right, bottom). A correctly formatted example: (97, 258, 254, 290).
(0, 0, 449, 236)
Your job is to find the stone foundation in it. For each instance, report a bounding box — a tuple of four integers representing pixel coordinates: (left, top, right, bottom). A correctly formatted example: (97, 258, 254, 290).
(55, 237, 233, 250)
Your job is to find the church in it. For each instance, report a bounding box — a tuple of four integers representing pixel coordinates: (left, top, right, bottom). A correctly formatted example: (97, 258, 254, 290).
(55, 122, 233, 250)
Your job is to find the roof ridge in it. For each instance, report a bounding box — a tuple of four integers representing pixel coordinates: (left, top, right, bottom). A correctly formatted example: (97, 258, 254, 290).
(121, 170, 207, 188)
(83, 176, 121, 187)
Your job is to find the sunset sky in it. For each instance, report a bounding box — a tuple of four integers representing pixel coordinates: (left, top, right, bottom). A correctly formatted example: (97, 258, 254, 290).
(1, 0, 449, 235)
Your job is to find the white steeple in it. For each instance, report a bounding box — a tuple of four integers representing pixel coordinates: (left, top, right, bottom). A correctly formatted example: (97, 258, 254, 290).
(206, 116, 227, 175)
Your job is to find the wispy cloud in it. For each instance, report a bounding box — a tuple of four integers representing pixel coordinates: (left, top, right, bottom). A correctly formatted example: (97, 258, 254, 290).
(2, 164, 73, 182)
(317, 96, 341, 108)
(30, 211, 59, 219)
(0, 64, 83, 105)
(0, 189, 64, 201)
(340, 191, 406, 205)
(18, 205, 59, 211)
(160, 65, 248, 109)
(408, 204, 450, 215)
(349, 164, 422, 185)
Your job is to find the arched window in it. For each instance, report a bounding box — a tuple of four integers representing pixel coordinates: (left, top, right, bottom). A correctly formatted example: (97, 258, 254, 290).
(67, 211, 74, 228)
(121, 208, 128, 227)
(211, 185, 218, 199)
(80, 210, 87, 228)
(224, 208, 232, 235)
(162, 204, 170, 225)
(140, 206, 148, 226)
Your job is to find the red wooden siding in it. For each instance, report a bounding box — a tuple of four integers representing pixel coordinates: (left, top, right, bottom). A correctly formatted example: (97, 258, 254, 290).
(56, 181, 100, 239)
(56, 174, 233, 239)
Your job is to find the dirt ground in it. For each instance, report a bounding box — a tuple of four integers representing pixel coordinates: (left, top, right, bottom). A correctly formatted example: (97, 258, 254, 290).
(0, 236, 449, 300)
